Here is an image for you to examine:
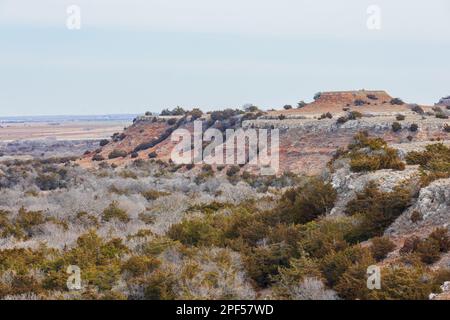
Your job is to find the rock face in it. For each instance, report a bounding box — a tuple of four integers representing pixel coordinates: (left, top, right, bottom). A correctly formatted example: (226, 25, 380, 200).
(391, 141, 450, 160)
(315, 90, 392, 106)
(438, 96, 450, 107)
(330, 165, 419, 215)
(244, 115, 449, 174)
(386, 178, 450, 236)
(430, 281, 450, 300)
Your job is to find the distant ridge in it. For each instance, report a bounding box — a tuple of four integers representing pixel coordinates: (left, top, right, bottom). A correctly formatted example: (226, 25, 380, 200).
(0, 114, 138, 123)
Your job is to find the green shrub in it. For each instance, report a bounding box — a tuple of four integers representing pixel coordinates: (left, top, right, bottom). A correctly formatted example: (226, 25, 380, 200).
(392, 122, 402, 132)
(396, 114, 406, 121)
(415, 238, 441, 264)
(400, 236, 421, 255)
(42, 231, 128, 292)
(226, 165, 241, 177)
(369, 266, 435, 300)
(167, 217, 221, 246)
(346, 133, 405, 172)
(296, 217, 354, 259)
(201, 164, 213, 173)
(189, 108, 203, 120)
(431, 268, 450, 288)
(188, 201, 231, 215)
(102, 201, 130, 223)
(15, 207, 46, 237)
(141, 189, 170, 201)
(161, 106, 185, 116)
(336, 116, 348, 124)
(348, 132, 385, 150)
(319, 112, 333, 120)
(350, 155, 381, 172)
(297, 101, 307, 108)
(0, 210, 24, 239)
(401, 228, 450, 264)
(411, 104, 424, 114)
(99, 139, 109, 146)
(119, 170, 138, 179)
(121, 256, 160, 278)
(320, 245, 374, 287)
(36, 173, 65, 190)
(194, 171, 214, 184)
(410, 123, 419, 132)
(0, 274, 43, 297)
(390, 98, 404, 105)
(429, 227, 450, 253)
(345, 182, 412, 241)
(347, 111, 363, 120)
(167, 118, 177, 125)
(140, 270, 177, 300)
(334, 259, 373, 300)
(436, 112, 449, 119)
(210, 109, 241, 121)
(108, 149, 127, 159)
(221, 208, 268, 247)
(350, 150, 405, 172)
(405, 143, 450, 186)
(92, 154, 105, 161)
(243, 243, 291, 288)
(273, 256, 323, 298)
(441, 124, 450, 133)
(265, 223, 304, 255)
(277, 178, 337, 225)
(371, 237, 396, 261)
(410, 210, 423, 223)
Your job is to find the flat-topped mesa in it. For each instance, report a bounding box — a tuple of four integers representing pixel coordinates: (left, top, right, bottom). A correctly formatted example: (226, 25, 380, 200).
(269, 90, 404, 117)
(313, 90, 393, 106)
(133, 115, 184, 123)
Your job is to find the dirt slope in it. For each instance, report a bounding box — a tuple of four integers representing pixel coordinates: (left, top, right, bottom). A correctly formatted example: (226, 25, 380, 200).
(78, 90, 449, 174)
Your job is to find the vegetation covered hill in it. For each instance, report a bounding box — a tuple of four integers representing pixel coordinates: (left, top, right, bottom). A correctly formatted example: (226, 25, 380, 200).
(0, 91, 449, 300)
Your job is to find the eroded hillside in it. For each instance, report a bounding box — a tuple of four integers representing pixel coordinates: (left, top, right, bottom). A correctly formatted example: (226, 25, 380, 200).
(1, 90, 450, 300)
(80, 90, 450, 175)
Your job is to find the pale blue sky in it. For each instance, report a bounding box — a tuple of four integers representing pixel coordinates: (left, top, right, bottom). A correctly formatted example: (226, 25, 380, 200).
(0, 0, 449, 116)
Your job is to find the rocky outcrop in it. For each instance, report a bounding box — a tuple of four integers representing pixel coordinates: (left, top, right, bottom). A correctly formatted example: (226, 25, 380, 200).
(391, 141, 450, 160)
(244, 115, 449, 133)
(438, 96, 450, 107)
(386, 178, 450, 236)
(430, 281, 450, 300)
(243, 115, 449, 174)
(330, 164, 419, 215)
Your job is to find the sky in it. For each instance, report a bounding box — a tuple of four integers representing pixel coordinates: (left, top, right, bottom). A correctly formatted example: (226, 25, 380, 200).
(0, 0, 449, 116)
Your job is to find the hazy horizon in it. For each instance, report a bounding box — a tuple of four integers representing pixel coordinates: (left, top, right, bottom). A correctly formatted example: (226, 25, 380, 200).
(1, 0, 449, 116)
(0, 113, 139, 119)
(0, 88, 445, 118)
